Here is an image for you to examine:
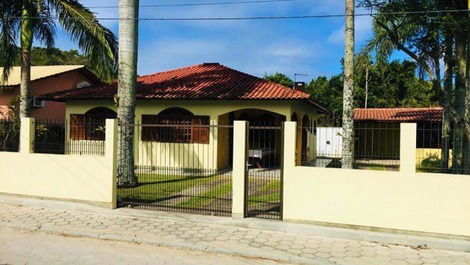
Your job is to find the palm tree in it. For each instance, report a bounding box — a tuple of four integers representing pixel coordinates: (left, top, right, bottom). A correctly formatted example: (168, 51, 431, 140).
(0, 0, 118, 118)
(342, 0, 355, 168)
(116, 0, 139, 187)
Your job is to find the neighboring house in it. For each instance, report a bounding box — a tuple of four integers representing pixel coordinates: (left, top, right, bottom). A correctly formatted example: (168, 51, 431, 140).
(0, 65, 100, 120)
(354, 107, 443, 160)
(40, 63, 327, 169)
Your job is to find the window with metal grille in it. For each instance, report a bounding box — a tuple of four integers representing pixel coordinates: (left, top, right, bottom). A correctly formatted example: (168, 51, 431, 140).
(142, 107, 210, 144)
(70, 107, 117, 141)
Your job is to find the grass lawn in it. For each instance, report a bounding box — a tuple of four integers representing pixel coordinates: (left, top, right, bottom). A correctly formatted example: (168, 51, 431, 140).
(247, 179, 281, 206)
(177, 181, 232, 208)
(118, 171, 282, 212)
(117, 172, 229, 203)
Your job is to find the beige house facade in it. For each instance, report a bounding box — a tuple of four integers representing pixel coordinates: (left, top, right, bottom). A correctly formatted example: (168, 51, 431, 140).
(42, 63, 326, 169)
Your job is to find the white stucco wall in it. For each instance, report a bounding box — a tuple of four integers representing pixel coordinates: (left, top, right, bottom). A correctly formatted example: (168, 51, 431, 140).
(283, 122, 470, 237)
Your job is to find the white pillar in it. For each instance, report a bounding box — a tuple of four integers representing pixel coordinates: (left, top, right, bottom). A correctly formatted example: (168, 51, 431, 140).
(282, 121, 297, 221)
(400, 123, 417, 174)
(20, 118, 35, 154)
(105, 119, 118, 208)
(283, 122, 297, 171)
(232, 120, 248, 218)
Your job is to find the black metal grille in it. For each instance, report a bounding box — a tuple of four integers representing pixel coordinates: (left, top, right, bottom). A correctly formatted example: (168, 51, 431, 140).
(117, 122, 233, 216)
(0, 118, 19, 152)
(416, 125, 470, 175)
(301, 124, 400, 171)
(34, 119, 105, 155)
(34, 120, 66, 154)
(246, 122, 283, 220)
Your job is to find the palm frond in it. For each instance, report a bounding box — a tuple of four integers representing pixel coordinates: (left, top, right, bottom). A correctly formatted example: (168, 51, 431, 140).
(0, 0, 21, 83)
(49, 0, 118, 82)
(32, 3, 55, 48)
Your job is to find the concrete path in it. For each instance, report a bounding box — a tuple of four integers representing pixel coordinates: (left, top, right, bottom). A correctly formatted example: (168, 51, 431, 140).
(0, 227, 286, 265)
(1, 195, 470, 265)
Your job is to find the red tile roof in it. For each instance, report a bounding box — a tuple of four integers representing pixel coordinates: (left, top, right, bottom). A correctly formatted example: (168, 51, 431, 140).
(354, 107, 443, 123)
(40, 63, 327, 112)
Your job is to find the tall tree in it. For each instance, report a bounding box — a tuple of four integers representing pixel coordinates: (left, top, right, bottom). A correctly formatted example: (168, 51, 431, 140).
(117, 0, 139, 187)
(361, 0, 470, 172)
(0, 0, 118, 118)
(20, 1, 34, 117)
(306, 59, 434, 127)
(342, 0, 355, 168)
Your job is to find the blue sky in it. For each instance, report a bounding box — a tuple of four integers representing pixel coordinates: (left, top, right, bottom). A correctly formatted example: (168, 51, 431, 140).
(53, 0, 378, 81)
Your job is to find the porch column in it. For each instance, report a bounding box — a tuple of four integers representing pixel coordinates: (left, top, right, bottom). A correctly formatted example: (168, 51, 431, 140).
(400, 123, 417, 174)
(20, 118, 35, 154)
(232, 120, 248, 218)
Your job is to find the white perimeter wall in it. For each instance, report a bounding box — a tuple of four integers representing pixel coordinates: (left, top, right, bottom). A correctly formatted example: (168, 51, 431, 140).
(283, 122, 470, 237)
(0, 119, 116, 207)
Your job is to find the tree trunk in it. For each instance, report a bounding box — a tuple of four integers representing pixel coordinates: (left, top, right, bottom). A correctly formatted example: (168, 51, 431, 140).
(453, 34, 466, 171)
(441, 33, 454, 170)
(464, 27, 470, 172)
(341, 0, 355, 169)
(20, 5, 33, 118)
(117, 0, 139, 187)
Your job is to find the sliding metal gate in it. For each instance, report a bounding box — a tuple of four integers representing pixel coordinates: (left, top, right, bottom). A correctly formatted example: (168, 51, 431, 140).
(117, 122, 233, 216)
(245, 123, 284, 220)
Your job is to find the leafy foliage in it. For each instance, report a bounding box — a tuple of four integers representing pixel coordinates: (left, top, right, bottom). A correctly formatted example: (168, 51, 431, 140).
(264, 72, 294, 88)
(5, 46, 87, 66)
(0, 0, 118, 82)
(266, 60, 435, 126)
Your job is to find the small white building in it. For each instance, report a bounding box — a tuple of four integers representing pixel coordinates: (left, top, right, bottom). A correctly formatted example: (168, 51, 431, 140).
(316, 127, 342, 158)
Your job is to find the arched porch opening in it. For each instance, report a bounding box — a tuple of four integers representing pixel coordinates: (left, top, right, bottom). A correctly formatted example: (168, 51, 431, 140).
(218, 109, 286, 169)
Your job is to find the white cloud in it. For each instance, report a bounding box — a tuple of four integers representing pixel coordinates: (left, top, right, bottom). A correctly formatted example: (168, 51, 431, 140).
(137, 36, 328, 80)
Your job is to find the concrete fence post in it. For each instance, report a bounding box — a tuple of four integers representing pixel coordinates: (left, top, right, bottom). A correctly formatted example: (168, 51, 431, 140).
(232, 120, 248, 218)
(20, 117, 35, 154)
(400, 123, 417, 174)
(105, 119, 118, 208)
(283, 122, 297, 171)
(282, 122, 297, 221)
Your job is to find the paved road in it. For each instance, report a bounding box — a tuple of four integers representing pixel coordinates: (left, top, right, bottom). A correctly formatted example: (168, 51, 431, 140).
(0, 227, 286, 265)
(1, 196, 470, 265)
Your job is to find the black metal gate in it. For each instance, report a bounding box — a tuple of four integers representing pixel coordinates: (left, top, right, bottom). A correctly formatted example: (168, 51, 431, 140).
(245, 123, 283, 220)
(117, 122, 233, 216)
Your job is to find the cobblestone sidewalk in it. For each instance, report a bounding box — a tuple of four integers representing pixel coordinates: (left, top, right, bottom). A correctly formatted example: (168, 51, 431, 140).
(0, 197, 469, 265)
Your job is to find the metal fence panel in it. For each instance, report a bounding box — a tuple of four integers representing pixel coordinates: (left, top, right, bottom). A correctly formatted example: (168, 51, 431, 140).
(416, 125, 470, 175)
(117, 122, 233, 216)
(245, 123, 283, 220)
(34, 119, 106, 156)
(0, 118, 19, 152)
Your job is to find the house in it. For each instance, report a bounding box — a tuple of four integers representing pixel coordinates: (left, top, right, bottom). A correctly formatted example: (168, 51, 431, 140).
(40, 63, 327, 169)
(0, 65, 100, 120)
(354, 107, 443, 161)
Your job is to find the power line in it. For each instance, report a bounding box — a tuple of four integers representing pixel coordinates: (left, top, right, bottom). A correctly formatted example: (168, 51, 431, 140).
(87, 0, 294, 9)
(8, 9, 470, 21)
